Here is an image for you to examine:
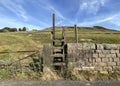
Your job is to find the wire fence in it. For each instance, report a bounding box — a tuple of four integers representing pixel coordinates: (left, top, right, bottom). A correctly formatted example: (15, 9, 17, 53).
(0, 50, 43, 79)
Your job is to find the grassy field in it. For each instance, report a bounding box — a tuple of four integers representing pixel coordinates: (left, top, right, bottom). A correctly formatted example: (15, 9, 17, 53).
(0, 26, 120, 51)
(0, 26, 120, 80)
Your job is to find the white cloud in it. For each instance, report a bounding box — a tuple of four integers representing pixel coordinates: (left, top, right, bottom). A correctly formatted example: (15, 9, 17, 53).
(48, 6, 65, 20)
(36, 0, 65, 20)
(78, 13, 119, 26)
(0, 14, 44, 29)
(76, 0, 108, 16)
(109, 14, 120, 26)
(0, 0, 49, 29)
(0, 0, 28, 21)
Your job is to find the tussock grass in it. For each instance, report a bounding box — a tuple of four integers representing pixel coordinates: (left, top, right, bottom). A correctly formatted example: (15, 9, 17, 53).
(66, 68, 96, 81)
(0, 69, 11, 79)
(66, 68, 120, 81)
(0, 66, 120, 81)
(40, 67, 62, 81)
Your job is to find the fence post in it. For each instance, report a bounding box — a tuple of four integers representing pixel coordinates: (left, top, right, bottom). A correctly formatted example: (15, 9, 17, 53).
(38, 52, 43, 72)
(18, 57, 22, 73)
(52, 13, 55, 39)
(74, 24, 78, 43)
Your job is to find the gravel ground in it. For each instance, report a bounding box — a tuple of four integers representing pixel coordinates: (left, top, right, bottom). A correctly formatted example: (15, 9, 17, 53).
(0, 80, 120, 86)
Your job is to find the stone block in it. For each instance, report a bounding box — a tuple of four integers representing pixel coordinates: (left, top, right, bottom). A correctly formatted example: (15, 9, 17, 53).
(104, 44, 119, 50)
(113, 58, 119, 62)
(102, 58, 109, 62)
(110, 50, 119, 54)
(68, 57, 75, 63)
(96, 44, 104, 50)
(95, 50, 102, 53)
(81, 66, 95, 70)
(100, 70, 108, 74)
(98, 62, 107, 66)
(92, 54, 98, 58)
(82, 43, 90, 49)
(99, 54, 106, 58)
(104, 44, 111, 50)
(115, 66, 120, 71)
(82, 43, 96, 50)
(91, 50, 95, 53)
(116, 54, 120, 57)
(102, 50, 110, 54)
(68, 43, 79, 52)
(112, 66, 120, 71)
(77, 43, 83, 50)
(105, 66, 113, 71)
(111, 54, 116, 58)
(95, 66, 102, 71)
(106, 54, 112, 58)
(92, 58, 96, 63)
(90, 43, 96, 49)
(107, 62, 116, 66)
(88, 58, 93, 62)
(109, 58, 114, 62)
(119, 44, 120, 49)
(95, 58, 101, 62)
(116, 62, 120, 66)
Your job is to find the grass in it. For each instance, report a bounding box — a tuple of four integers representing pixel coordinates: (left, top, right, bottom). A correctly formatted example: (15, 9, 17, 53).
(0, 30, 119, 53)
(66, 68, 120, 81)
(0, 33, 41, 51)
(0, 69, 11, 79)
(0, 66, 120, 81)
(0, 26, 120, 80)
(40, 67, 62, 81)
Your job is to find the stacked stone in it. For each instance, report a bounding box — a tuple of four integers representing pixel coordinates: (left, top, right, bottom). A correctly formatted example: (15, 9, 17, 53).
(67, 43, 120, 72)
(93, 44, 120, 72)
(67, 43, 96, 70)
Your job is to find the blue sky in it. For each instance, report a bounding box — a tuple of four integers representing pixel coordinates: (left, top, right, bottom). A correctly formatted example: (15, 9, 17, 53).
(0, 0, 120, 30)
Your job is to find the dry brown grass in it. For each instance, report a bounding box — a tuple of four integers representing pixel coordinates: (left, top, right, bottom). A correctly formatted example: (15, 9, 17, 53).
(40, 67, 62, 81)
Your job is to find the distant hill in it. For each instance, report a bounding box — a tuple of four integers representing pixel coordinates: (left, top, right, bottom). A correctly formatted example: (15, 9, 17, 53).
(43, 26, 119, 32)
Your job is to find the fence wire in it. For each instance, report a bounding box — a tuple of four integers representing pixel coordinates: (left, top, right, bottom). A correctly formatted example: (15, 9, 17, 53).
(0, 50, 43, 79)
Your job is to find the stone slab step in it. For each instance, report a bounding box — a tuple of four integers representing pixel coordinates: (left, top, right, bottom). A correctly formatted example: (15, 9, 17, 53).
(52, 46, 64, 50)
(52, 62, 66, 66)
(51, 54, 64, 57)
(53, 37, 65, 41)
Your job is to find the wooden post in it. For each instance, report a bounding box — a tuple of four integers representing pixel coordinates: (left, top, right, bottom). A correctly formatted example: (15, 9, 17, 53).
(74, 24, 78, 43)
(52, 13, 55, 39)
(62, 27, 65, 39)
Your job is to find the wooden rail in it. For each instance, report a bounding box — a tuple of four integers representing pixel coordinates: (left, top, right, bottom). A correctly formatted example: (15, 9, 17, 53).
(7, 51, 40, 66)
(0, 50, 40, 66)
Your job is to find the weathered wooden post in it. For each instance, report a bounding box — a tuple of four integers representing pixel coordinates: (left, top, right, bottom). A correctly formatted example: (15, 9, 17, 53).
(52, 13, 55, 39)
(74, 24, 78, 43)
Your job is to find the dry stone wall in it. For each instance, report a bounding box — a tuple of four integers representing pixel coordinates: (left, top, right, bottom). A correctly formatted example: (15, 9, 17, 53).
(43, 43, 120, 72)
(67, 43, 120, 72)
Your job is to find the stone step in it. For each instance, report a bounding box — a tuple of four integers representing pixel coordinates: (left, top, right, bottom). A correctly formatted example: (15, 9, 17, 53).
(51, 54, 64, 57)
(53, 51, 63, 54)
(52, 62, 66, 66)
(53, 45, 64, 47)
(53, 49, 64, 52)
(53, 57, 63, 62)
(52, 39, 65, 42)
(52, 46, 64, 50)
